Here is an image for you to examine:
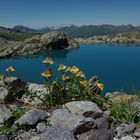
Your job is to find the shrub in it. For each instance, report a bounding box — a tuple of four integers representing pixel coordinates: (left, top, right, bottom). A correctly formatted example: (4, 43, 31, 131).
(110, 100, 140, 124)
(40, 57, 104, 108)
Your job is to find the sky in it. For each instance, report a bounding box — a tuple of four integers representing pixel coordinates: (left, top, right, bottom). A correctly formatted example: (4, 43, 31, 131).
(0, 0, 140, 28)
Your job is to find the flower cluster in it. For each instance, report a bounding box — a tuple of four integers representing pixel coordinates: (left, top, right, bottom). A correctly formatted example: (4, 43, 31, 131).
(41, 57, 104, 90)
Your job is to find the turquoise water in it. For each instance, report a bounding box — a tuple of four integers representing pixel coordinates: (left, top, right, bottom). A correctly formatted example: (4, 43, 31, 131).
(0, 44, 140, 93)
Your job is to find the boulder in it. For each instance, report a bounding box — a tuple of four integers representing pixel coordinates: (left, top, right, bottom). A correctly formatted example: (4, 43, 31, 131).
(131, 102, 140, 111)
(36, 122, 47, 133)
(133, 128, 140, 138)
(0, 87, 8, 103)
(40, 32, 79, 49)
(4, 76, 27, 90)
(27, 83, 47, 95)
(15, 109, 50, 126)
(77, 129, 114, 140)
(0, 135, 8, 140)
(120, 136, 135, 140)
(88, 76, 100, 93)
(0, 104, 12, 124)
(40, 124, 76, 140)
(115, 123, 136, 138)
(63, 101, 102, 118)
(50, 109, 94, 134)
(105, 92, 133, 101)
(20, 83, 48, 106)
(94, 117, 109, 129)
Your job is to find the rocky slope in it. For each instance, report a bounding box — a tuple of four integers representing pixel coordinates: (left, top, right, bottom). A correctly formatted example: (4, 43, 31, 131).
(0, 32, 79, 58)
(0, 76, 140, 140)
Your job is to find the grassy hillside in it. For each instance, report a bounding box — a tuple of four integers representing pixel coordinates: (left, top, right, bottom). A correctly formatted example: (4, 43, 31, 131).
(0, 27, 35, 41)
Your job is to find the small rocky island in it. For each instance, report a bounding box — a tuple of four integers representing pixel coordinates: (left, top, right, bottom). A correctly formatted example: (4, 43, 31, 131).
(0, 32, 79, 58)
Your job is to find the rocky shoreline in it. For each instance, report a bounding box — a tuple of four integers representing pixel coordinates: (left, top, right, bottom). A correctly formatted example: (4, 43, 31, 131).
(76, 33, 140, 45)
(0, 32, 79, 58)
(0, 76, 140, 140)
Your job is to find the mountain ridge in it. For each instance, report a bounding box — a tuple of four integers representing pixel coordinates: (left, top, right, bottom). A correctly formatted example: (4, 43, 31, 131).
(12, 24, 140, 38)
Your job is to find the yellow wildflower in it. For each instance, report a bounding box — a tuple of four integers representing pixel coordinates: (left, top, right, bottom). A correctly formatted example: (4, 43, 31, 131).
(75, 71, 85, 78)
(62, 75, 69, 81)
(65, 67, 72, 72)
(6, 66, 15, 73)
(58, 64, 67, 71)
(80, 80, 88, 87)
(97, 83, 104, 90)
(43, 57, 54, 65)
(41, 69, 53, 78)
(70, 66, 79, 73)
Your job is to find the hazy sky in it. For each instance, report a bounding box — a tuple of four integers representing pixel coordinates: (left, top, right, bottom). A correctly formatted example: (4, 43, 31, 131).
(0, 0, 140, 28)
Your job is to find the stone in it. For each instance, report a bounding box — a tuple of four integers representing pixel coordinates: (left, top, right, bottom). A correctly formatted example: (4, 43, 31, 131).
(88, 76, 100, 93)
(131, 102, 140, 111)
(116, 123, 136, 138)
(50, 109, 94, 134)
(36, 122, 47, 133)
(4, 76, 27, 90)
(134, 128, 140, 138)
(20, 83, 49, 106)
(105, 92, 133, 101)
(10, 129, 31, 140)
(0, 135, 8, 140)
(77, 129, 114, 140)
(40, 32, 79, 49)
(63, 101, 102, 118)
(27, 83, 47, 94)
(0, 104, 12, 124)
(0, 81, 5, 87)
(15, 109, 50, 126)
(94, 117, 109, 129)
(30, 136, 41, 140)
(40, 124, 76, 140)
(121, 136, 135, 140)
(0, 87, 8, 103)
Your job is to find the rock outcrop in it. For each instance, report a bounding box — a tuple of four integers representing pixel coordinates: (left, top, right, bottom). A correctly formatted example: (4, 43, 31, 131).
(0, 32, 79, 58)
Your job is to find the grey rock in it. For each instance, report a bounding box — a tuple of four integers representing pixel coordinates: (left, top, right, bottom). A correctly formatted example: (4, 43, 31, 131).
(0, 87, 8, 103)
(0, 81, 5, 87)
(88, 76, 100, 93)
(77, 129, 114, 140)
(4, 76, 27, 92)
(4, 76, 19, 84)
(40, 32, 79, 49)
(27, 83, 47, 95)
(10, 129, 31, 140)
(40, 124, 76, 140)
(0, 135, 8, 140)
(121, 136, 135, 140)
(131, 102, 140, 112)
(63, 101, 102, 118)
(50, 109, 94, 134)
(15, 109, 50, 126)
(36, 122, 47, 133)
(20, 83, 48, 106)
(134, 128, 140, 138)
(105, 91, 132, 101)
(94, 117, 109, 129)
(30, 136, 41, 140)
(0, 104, 12, 124)
(116, 123, 136, 138)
